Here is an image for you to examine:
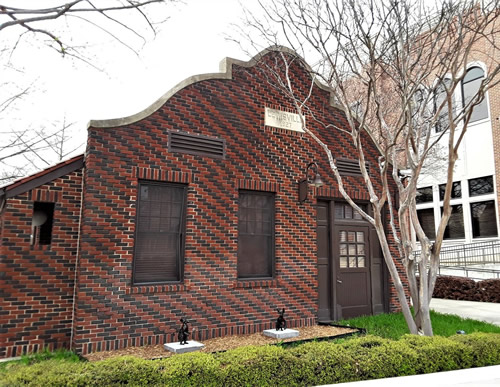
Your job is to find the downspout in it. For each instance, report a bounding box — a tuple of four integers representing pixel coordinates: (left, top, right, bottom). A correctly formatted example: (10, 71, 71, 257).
(69, 165, 85, 351)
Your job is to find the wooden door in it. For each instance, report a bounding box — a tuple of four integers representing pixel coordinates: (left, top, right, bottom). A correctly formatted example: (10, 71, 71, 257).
(334, 224, 372, 319)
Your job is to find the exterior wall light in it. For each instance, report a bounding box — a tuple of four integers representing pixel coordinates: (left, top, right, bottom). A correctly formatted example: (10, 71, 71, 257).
(298, 161, 324, 203)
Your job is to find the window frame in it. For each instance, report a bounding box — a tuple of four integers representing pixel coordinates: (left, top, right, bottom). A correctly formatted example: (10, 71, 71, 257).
(439, 182, 462, 201)
(441, 204, 466, 240)
(434, 78, 453, 133)
(468, 175, 494, 197)
(237, 190, 275, 280)
(416, 207, 436, 240)
(470, 200, 498, 239)
(416, 186, 434, 204)
(461, 66, 489, 124)
(132, 180, 187, 285)
(31, 201, 55, 246)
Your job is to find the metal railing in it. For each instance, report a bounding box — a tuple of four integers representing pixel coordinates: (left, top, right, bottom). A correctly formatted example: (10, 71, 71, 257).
(414, 240, 500, 267)
(436, 266, 500, 281)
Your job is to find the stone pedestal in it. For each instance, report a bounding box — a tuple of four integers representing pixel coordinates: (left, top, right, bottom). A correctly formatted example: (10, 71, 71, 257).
(263, 328, 299, 339)
(163, 341, 205, 354)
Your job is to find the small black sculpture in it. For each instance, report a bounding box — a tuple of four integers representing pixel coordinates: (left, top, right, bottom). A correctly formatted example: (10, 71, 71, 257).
(276, 308, 287, 331)
(178, 318, 190, 345)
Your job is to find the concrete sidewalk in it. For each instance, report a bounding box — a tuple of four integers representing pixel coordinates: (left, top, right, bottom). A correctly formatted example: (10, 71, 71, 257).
(324, 365, 500, 386)
(430, 298, 500, 326)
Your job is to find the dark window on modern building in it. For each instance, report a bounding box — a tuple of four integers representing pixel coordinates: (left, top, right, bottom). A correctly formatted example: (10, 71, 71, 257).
(238, 191, 274, 279)
(133, 182, 186, 284)
(469, 175, 494, 197)
(434, 78, 453, 133)
(462, 67, 488, 123)
(31, 202, 55, 245)
(442, 205, 465, 240)
(439, 182, 462, 201)
(416, 186, 433, 204)
(416, 208, 435, 240)
(471, 200, 498, 238)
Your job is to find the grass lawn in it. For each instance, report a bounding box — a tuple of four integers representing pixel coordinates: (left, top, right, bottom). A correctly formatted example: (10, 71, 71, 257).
(338, 309, 500, 340)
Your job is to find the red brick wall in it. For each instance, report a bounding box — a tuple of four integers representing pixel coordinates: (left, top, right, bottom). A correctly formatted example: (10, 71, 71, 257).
(74, 51, 402, 355)
(0, 170, 83, 357)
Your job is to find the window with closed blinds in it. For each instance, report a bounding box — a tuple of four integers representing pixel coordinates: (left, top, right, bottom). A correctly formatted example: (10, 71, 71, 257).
(133, 182, 186, 284)
(238, 191, 275, 279)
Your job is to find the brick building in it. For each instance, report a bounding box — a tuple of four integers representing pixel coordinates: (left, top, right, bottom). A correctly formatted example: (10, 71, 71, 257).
(0, 47, 397, 358)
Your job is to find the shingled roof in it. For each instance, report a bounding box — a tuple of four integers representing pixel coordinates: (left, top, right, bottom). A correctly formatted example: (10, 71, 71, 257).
(0, 154, 84, 200)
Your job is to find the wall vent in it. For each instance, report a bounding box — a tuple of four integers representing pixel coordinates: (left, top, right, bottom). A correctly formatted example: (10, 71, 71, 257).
(336, 158, 370, 176)
(169, 131, 225, 159)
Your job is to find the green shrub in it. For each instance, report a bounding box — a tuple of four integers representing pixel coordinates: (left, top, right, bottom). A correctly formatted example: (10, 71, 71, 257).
(0, 360, 83, 387)
(288, 341, 355, 385)
(4, 333, 500, 386)
(215, 345, 302, 386)
(400, 334, 473, 373)
(159, 352, 222, 386)
(450, 332, 500, 367)
(79, 356, 164, 386)
(340, 336, 417, 380)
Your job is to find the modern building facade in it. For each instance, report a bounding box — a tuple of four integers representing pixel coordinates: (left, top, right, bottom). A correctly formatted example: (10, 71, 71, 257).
(0, 48, 398, 358)
(416, 59, 500, 245)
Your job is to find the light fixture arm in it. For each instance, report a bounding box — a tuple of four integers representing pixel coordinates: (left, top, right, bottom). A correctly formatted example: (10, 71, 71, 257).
(298, 161, 324, 203)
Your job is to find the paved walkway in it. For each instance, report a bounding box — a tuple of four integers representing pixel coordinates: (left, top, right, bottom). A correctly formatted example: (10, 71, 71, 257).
(430, 298, 500, 326)
(325, 365, 500, 386)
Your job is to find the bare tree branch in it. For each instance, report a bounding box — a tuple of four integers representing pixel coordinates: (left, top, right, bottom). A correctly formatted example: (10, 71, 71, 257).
(240, 0, 500, 336)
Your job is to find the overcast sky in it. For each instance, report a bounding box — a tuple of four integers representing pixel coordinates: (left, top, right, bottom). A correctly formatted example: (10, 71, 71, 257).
(1, 0, 261, 178)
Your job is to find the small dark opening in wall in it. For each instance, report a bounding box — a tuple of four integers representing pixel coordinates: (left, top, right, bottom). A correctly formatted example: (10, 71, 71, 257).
(32, 202, 55, 245)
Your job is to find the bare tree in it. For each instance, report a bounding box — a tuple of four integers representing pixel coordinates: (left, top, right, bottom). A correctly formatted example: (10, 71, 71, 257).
(240, 0, 500, 335)
(0, 1, 173, 59)
(0, 116, 83, 183)
(0, 0, 176, 183)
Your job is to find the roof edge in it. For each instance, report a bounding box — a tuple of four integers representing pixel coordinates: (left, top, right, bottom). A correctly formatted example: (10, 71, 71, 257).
(87, 45, 344, 129)
(2, 154, 85, 199)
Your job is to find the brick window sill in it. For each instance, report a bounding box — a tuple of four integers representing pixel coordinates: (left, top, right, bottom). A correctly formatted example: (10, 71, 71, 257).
(126, 283, 187, 294)
(234, 279, 279, 289)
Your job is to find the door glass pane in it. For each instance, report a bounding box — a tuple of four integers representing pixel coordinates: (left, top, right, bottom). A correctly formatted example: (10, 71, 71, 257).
(340, 256, 348, 268)
(356, 231, 364, 242)
(335, 205, 344, 219)
(339, 244, 347, 255)
(358, 256, 366, 267)
(339, 231, 347, 242)
(357, 244, 365, 255)
(349, 257, 357, 267)
(348, 231, 356, 242)
(348, 244, 356, 255)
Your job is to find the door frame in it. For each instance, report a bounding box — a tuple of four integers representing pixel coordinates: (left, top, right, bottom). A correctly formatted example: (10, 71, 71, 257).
(316, 199, 390, 321)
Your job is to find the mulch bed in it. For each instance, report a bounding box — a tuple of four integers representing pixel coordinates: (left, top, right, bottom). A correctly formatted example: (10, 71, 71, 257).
(85, 325, 357, 362)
